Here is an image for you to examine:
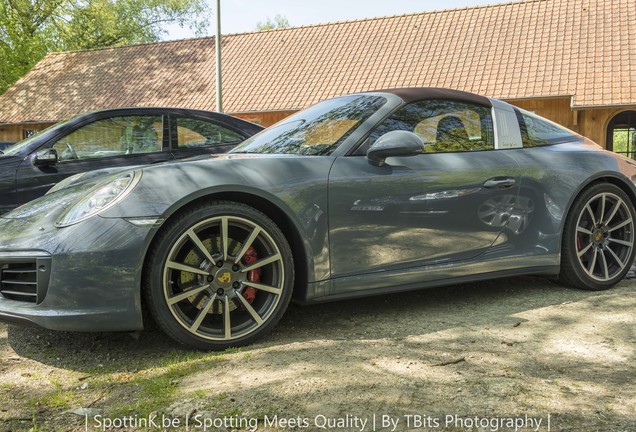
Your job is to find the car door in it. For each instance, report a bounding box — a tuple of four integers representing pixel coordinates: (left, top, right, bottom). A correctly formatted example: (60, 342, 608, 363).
(15, 112, 172, 205)
(328, 99, 522, 282)
(169, 113, 249, 159)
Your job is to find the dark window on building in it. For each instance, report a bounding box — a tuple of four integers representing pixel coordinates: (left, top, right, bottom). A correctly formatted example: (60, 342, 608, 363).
(607, 111, 636, 159)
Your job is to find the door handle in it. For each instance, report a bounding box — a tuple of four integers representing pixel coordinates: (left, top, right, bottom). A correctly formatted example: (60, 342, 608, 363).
(483, 177, 516, 189)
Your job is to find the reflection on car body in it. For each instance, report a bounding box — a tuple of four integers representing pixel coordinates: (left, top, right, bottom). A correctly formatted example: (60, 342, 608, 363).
(478, 194, 535, 234)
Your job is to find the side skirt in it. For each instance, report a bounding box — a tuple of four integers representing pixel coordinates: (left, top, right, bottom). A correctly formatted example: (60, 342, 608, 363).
(298, 253, 560, 304)
(301, 265, 559, 305)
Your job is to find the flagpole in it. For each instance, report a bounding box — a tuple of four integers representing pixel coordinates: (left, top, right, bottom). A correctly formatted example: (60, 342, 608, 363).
(215, 0, 223, 112)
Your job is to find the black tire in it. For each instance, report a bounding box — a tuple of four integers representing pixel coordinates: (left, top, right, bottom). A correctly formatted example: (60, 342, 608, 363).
(559, 183, 636, 290)
(143, 201, 294, 350)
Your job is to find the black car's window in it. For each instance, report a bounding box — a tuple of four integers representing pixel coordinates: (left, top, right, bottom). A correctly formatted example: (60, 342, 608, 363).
(361, 99, 494, 154)
(173, 116, 244, 148)
(53, 115, 164, 161)
(515, 108, 581, 146)
(231, 95, 387, 155)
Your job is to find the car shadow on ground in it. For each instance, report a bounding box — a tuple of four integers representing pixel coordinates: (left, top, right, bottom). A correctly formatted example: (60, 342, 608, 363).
(5, 275, 599, 373)
(3, 276, 635, 432)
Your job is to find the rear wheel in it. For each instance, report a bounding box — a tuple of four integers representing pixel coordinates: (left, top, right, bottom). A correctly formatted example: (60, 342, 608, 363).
(559, 183, 636, 290)
(144, 201, 294, 350)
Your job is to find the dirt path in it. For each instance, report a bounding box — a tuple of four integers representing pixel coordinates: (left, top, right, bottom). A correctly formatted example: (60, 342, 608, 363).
(1, 276, 635, 431)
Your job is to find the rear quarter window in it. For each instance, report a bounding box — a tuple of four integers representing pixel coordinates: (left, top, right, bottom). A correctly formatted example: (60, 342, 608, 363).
(515, 108, 582, 146)
(174, 115, 245, 148)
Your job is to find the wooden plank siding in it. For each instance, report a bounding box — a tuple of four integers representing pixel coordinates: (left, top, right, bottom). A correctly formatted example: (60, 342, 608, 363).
(507, 98, 576, 130)
(232, 100, 636, 150)
(0, 123, 52, 143)
(231, 111, 298, 128)
(576, 108, 634, 150)
(2, 103, 635, 151)
(0, 112, 298, 143)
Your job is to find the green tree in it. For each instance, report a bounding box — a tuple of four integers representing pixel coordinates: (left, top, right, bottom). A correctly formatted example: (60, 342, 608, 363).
(0, 0, 209, 93)
(256, 14, 289, 31)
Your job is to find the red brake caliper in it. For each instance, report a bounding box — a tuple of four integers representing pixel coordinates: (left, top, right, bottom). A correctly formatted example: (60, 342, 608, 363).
(242, 246, 260, 303)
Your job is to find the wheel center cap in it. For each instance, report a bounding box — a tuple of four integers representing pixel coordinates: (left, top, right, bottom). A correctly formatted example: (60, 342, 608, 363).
(593, 229, 603, 243)
(215, 269, 233, 287)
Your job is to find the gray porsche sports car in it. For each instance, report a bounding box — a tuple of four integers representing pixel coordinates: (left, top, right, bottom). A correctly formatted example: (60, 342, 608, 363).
(1, 88, 635, 350)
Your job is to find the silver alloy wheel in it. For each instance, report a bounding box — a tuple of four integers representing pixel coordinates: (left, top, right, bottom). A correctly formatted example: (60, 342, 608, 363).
(162, 215, 285, 341)
(575, 192, 634, 281)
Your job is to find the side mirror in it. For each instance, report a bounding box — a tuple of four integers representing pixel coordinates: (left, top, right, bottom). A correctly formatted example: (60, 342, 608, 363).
(34, 148, 58, 166)
(366, 131, 423, 167)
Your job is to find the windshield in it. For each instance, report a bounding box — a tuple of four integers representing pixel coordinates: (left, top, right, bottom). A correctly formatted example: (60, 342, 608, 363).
(1, 116, 76, 156)
(230, 95, 387, 155)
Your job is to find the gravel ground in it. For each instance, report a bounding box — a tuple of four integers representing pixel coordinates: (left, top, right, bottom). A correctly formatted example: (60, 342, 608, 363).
(0, 275, 635, 431)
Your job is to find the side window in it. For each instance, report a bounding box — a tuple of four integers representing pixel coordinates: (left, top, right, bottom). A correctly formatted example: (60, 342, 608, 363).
(514, 108, 581, 146)
(53, 115, 163, 161)
(366, 100, 494, 154)
(174, 116, 244, 148)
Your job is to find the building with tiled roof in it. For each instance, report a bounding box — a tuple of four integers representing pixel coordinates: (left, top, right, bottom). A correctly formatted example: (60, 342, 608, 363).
(0, 0, 634, 151)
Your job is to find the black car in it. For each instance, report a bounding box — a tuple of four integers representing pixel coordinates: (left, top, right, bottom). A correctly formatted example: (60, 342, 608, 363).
(0, 107, 263, 214)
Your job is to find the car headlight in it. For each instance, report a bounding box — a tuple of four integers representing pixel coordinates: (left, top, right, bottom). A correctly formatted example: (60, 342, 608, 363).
(56, 171, 140, 227)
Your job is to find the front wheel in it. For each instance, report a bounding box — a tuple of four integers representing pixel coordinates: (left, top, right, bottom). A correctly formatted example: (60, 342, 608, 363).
(144, 201, 294, 350)
(559, 183, 636, 290)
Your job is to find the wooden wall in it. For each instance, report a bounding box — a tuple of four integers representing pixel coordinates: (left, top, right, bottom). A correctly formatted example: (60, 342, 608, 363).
(2, 102, 634, 150)
(576, 107, 631, 150)
(0, 111, 299, 143)
(231, 110, 298, 127)
(233, 101, 635, 150)
(0, 123, 53, 143)
(507, 98, 575, 128)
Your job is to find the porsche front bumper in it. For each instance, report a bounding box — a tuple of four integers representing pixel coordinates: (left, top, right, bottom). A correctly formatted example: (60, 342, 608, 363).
(0, 215, 157, 331)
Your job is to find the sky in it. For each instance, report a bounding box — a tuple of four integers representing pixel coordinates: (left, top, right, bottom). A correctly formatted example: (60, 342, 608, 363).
(165, 0, 502, 40)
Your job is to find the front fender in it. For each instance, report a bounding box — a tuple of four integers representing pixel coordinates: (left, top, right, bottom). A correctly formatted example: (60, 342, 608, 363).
(100, 156, 335, 285)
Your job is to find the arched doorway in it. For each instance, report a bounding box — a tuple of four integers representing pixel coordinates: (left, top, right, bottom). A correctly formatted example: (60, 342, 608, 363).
(607, 111, 636, 159)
